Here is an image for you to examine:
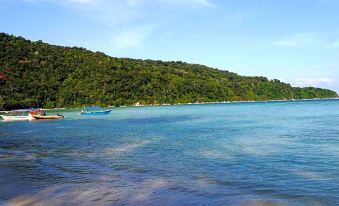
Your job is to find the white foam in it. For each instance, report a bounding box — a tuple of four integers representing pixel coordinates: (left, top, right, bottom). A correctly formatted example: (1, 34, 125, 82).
(287, 168, 329, 181)
(200, 150, 234, 160)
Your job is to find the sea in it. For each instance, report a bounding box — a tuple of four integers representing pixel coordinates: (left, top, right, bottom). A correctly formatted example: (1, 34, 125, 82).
(1, 99, 339, 206)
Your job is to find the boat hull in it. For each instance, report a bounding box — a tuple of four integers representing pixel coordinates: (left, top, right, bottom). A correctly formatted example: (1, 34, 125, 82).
(32, 115, 64, 120)
(80, 110, 112, 115)
(0, 115, 33, 121)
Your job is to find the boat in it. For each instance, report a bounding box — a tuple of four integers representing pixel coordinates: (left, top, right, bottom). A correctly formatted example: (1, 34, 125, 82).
(29, 109, 64, 120)
(31, 114, 64, 120)
(0, 114, 33, 121)
(0, 109, 35, 121)
(80, 106, 112, 115)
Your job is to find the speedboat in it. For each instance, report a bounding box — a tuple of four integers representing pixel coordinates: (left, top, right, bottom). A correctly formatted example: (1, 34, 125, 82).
(0, 114, 33, 121)
(0, 109, 35, 121)
(31, 114, 64, 120)
(80, 106, 112, 115)
(29, 109, 64, 120)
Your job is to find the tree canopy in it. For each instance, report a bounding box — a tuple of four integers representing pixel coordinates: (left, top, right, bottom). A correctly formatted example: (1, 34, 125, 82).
(0, 33, 337, 110)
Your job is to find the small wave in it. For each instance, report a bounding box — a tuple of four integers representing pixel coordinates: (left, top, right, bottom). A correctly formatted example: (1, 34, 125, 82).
(287, 168, 330, 181)
(194, 175, 219, 187)
(17, 130, 34, 134)
(0, 149, 37, 160)
(200, 150, 234, 160)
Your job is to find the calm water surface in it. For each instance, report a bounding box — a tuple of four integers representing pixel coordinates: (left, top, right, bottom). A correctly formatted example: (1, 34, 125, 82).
(1, 100, 339, 205)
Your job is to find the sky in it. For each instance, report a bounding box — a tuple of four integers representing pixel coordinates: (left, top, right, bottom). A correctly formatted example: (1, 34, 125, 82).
(1, 0, 339, 92)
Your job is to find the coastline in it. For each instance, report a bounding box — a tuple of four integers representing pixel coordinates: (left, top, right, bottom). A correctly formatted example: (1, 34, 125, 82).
(0, 97, 338, 113)
(123, 97, 339, 108)
(2, 97, 338, 113)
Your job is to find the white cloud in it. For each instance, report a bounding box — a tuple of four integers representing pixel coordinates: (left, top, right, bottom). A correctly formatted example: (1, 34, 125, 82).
(24, 0, 215, 7)
(67, 0, 93, 3)
(273, 33, 339, 50)
(110, 28, 151, 51)
(22, 0, 215, 53)
(273, 33, 318, 48)
(123, 0, 215, 8)
(126, 0, 142, 6)
(327, 40, 339, 48)
(24, 0, 97, 4)
(160, 0, 215, 8)
(23, 0, 215, 25)
(81, 24, 158, 55)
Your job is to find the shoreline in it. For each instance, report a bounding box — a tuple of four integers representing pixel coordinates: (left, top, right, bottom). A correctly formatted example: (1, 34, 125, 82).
(1, 97, 338, 112)
(128, 97, 339, 107)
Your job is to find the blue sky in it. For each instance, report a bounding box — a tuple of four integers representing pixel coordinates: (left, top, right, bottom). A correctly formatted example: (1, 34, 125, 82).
(1, 0, 339, 92)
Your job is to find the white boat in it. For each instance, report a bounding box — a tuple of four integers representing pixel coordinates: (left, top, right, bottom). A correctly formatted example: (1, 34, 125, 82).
(0, 114, 34, 121)
(0, 109, 35, 121)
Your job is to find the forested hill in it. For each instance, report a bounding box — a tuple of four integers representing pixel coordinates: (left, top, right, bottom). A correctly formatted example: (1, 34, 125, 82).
(0, 33, 337, 110)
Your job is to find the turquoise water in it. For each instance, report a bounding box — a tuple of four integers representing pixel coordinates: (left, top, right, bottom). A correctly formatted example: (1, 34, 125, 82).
(1, 100, 339, 205)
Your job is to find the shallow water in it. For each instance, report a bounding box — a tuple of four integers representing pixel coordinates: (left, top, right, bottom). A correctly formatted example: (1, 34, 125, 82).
(1, 100, 339, 205)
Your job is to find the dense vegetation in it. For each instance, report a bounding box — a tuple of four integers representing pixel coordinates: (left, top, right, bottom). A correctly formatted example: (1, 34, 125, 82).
(0, 33, 337, 110)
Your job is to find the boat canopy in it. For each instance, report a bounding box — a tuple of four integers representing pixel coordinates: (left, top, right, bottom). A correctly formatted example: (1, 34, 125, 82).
(11, 108, 37, 112)
(83, 106, 104, 111)
(29, 109, 43, 115)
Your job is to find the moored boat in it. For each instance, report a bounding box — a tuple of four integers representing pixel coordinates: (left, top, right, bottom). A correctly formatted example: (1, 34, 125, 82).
(80, 106, 112, 115)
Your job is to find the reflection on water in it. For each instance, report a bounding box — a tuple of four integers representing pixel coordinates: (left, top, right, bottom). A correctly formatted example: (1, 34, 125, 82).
(4, 178, 171, 206)
(1, 100, 339, 205)
(103, 140, 152, 156)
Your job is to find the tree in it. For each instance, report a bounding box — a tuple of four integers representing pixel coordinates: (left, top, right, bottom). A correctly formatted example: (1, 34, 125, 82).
(0, 32, 337, 110)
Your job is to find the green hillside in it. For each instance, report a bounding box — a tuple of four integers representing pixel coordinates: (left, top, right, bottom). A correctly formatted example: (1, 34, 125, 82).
(0, 33, 337, 110)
